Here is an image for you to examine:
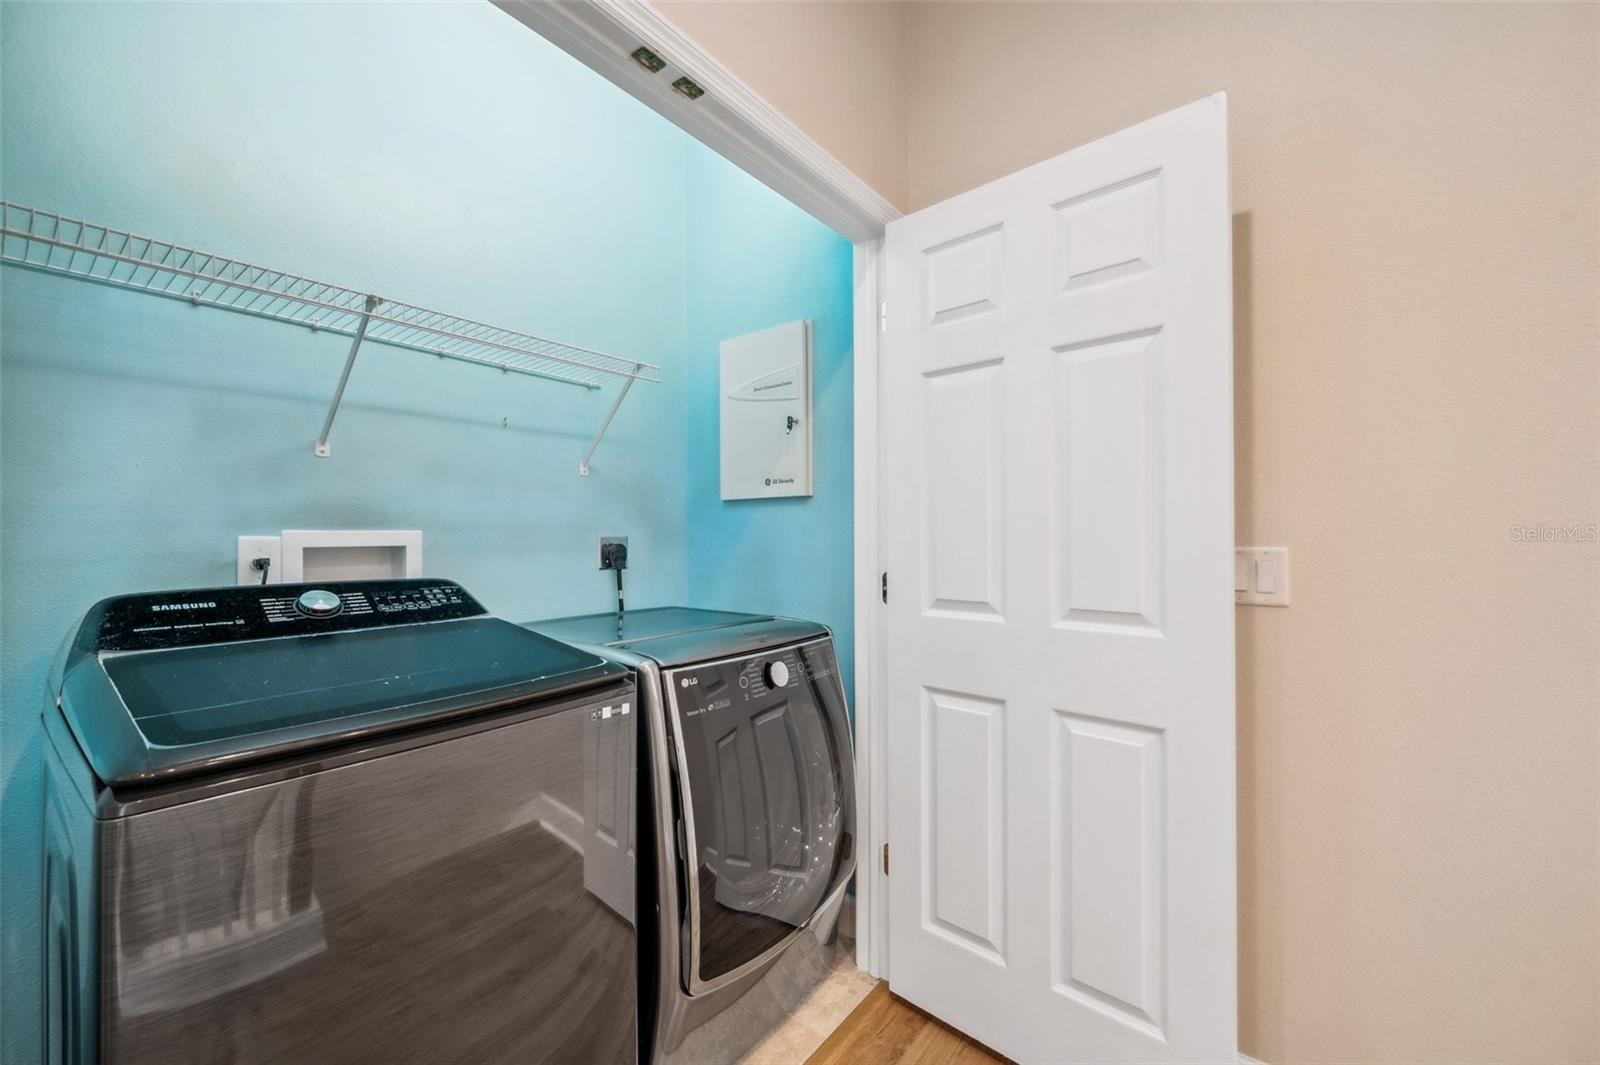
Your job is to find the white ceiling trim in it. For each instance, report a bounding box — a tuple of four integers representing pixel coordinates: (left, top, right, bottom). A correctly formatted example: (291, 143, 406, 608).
(494, 0, 901, 243)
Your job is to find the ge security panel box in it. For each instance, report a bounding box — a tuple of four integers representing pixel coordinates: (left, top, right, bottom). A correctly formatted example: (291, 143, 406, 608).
(720, 321, 812, 500)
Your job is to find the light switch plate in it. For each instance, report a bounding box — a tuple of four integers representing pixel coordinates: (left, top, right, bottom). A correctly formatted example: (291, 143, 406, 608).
(1235, 547, 1290, 606)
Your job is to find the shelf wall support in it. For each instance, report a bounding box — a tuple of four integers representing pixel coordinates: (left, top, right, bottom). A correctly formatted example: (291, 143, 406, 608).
(578, 363, 644, 476)
(314, 294, 380, 457)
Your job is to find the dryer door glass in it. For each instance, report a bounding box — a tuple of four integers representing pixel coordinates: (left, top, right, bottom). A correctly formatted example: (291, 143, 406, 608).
(667, 639, 855, 989)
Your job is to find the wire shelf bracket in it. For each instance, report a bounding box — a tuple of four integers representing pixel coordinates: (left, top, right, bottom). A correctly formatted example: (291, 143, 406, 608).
(0, 201, 660, 472)
(314, 293, 380, 457)
(580, 367, 643, 477)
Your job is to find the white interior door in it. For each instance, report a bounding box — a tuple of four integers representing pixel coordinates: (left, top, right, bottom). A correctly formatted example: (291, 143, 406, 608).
(883, 94, 1235, 1063)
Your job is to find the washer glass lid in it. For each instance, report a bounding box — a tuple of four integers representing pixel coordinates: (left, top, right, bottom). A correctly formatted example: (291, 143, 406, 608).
(105, 618, 603, 748)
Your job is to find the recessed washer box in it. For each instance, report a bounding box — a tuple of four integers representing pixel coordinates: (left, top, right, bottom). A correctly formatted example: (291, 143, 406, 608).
(720, 320, 813, 500)
(282, 530, 422, 582)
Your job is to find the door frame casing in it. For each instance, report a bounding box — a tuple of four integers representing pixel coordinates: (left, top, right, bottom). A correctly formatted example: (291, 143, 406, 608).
(493, 0, 898, 244)
(850, 238, 889, 976)
(494, 0, 899, 978)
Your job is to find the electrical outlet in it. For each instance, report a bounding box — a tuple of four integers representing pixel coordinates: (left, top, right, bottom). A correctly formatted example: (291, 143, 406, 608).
(237, 535, 283, 586)
(598, 536, 628, 570)
(1235, 547, 1289, 606)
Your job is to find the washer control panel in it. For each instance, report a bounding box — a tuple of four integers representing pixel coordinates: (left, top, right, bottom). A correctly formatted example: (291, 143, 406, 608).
(90, 579, 484, 652)
(369, 583, 468, 616)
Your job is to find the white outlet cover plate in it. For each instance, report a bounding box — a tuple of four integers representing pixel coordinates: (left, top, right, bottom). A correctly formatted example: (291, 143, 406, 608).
(1235, 546, 1290, 606)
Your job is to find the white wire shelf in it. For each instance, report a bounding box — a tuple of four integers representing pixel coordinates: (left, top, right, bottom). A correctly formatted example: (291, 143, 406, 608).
(0, 201, 658, 471)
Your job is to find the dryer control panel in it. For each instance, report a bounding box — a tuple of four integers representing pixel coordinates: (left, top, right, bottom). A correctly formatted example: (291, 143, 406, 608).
(675, 642, 839, 720)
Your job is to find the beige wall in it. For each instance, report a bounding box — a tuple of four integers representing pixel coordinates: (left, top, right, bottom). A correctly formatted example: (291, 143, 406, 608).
(652, 0, 910, 210)
(660, 2, 1600, 1061)
(906, 5, 1598, 1061)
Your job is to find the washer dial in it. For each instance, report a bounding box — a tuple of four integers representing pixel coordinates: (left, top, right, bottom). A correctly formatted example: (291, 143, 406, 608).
(295, 589, 343, 617)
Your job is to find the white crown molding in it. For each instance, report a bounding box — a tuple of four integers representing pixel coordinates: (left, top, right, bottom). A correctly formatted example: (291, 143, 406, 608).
(493, 0, 901, 243)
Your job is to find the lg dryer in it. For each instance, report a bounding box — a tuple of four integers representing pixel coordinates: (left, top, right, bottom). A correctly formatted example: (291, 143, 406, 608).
(42, 579, 638, 1065)
(528, 608, 857, 1064)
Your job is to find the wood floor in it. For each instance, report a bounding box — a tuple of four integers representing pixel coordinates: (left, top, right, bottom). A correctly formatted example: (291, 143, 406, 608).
(805, 983, 1010, 1065)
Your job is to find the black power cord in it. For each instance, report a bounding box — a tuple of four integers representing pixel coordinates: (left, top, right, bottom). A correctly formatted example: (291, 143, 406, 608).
(250, 556, 272, 586)
(599, 541, 628, 638)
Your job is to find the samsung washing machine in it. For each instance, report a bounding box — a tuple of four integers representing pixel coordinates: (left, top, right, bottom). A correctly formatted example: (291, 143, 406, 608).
(42, 579, 639, 1065)
(528, 608, 857, 1064)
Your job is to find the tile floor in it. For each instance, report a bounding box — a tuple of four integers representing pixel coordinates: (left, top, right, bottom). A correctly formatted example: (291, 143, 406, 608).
(735, 952, 880, 1065)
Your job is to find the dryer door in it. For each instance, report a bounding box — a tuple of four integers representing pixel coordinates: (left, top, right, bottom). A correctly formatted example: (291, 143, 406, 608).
(666, 638, 856, 993)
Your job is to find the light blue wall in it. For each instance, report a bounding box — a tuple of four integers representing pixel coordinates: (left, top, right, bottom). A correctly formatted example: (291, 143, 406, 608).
(0, 4, 853, 1058)
(683, 148, 856, 700)
(0, 3, 693, 1057)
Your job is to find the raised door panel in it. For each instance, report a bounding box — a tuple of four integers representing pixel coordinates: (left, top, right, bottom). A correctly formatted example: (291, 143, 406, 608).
(924, 688, 1006, 964)
(1053, 171, 1162, 295)
(1052, 712, 1166, 1036)
(922, 361, 1006, 620)
(926, 225, 1004, 328)
(1050, 329, 1164, 631)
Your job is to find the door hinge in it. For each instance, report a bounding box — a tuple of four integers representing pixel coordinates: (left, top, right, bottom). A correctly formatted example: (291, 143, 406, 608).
(882, 842, 889, 876)
(878, 300, 887, 334)
(881, 571, 887, 604)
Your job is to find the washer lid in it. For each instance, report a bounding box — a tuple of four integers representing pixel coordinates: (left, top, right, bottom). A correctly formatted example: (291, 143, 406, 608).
(57, 581, 627, 786)
(531, 606, 766, 647)
(531, 606, 827, 668)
